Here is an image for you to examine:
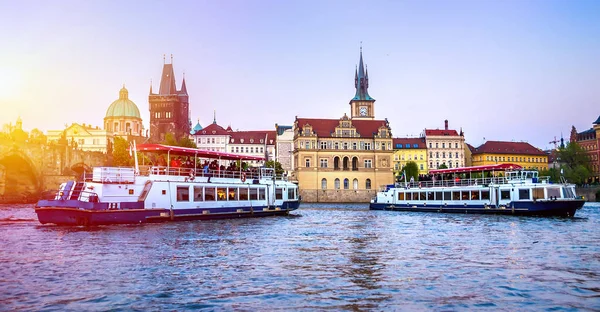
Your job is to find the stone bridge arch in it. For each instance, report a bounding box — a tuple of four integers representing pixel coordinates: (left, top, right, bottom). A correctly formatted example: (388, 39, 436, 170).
(0, 148, 42, 202)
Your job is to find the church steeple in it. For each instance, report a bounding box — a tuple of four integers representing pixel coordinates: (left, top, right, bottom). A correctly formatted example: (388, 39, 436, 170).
(352, 46, 374, 101)
(181, 76, 187, 94)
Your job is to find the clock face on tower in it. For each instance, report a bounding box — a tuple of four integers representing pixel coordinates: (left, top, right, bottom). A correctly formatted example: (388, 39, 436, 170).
(359, 106, 368, 116)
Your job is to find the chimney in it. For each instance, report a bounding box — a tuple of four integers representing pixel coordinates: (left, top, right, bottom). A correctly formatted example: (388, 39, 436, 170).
(444, 120, 448, 130)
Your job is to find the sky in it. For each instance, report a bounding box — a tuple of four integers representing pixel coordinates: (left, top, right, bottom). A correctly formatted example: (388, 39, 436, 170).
(0, 0, 599, 150)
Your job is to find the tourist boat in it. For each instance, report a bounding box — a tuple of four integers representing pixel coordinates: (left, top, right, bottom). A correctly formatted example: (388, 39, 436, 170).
(370, 164, 585, 217)
(35, 144, 300, 225)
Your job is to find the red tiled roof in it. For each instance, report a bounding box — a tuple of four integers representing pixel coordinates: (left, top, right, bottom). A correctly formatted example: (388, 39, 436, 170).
(295, 118, 389, 138)
(425, 129, 459, 136)
(229, 130, 276, 145)
(472, 141, 546, 156)
(193, 123, 229, 135)
(466, 143, 476, 153)
(392, 137, 426, 149)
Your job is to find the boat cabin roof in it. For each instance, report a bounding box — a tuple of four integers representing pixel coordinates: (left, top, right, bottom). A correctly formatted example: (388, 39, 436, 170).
(136, 143, 265, 161)
(429, 163, 523, 175)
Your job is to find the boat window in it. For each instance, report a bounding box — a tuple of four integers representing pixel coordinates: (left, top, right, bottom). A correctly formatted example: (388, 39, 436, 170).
(288, 188, 295, 200)
(443, 192, 451, 201)
(419, 192, 426, 200)
(461, 191, 469, 200)
(501, 190, 511, 200)
(435, 192, 442, 200)
(194, 186, 204, 202)
(177, 186, 190, 202)
(481, 190, 490, 200)
(275, 188, 283, 200)
(406, 192, 412, 200)
(471, 191, 480, 200)
(228, 187, 238, 201)
(547, 187, 560, 199)
(398, 192, 405, 201)
(249, 188, 258, 200)
(519, 189, 530, 200)
(205, 187, 216, 201)
(532, 188, 544, 200)
(563, 187, 575, 199)
(258, 188, 266, 200)
(427, 192, 434, 200)
(239, 187, 249, 200)
(217, 187, 227, 201)
(452, 192, 460, 201)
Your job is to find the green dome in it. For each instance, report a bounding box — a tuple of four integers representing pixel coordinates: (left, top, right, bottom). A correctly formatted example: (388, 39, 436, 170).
(105, 86, 141, 119)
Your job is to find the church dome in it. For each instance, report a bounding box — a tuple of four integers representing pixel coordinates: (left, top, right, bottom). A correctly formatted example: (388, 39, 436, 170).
(105, 86, 141, 119)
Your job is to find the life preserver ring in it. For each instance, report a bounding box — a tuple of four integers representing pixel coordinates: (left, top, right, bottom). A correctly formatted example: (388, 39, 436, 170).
(241, 172, 246, 182)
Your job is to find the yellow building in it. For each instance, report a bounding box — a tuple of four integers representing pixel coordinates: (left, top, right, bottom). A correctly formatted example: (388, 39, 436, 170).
(393, 138, 428, 176)
(292, 49, 394, 202)
(471, 141, 548, 170)
(47, 123, 109, 152)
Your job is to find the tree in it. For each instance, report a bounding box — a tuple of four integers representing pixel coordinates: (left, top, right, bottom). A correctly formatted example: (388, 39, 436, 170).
(112, 137, 133, 166)
(403, 161, 419, 182)
(558, 142, 591, 185)
(264, 160, 284, 175)
(438, 163, 448, 169)
(539, 168, 561, 183)
(29, 128, 47, 145)
(162, 133, 197, 148)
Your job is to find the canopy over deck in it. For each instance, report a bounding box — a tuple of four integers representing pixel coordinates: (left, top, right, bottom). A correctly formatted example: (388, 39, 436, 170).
(429, 163, 523, 175)
(136, 143, 265, 161)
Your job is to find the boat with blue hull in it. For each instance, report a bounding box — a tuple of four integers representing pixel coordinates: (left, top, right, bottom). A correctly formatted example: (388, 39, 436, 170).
(370, 164, 585, 217)
(35, 144, 300, 226)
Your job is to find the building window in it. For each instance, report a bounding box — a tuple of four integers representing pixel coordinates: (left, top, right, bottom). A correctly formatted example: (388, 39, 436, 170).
(320, 141, 327, 149)
(365, 143, 371, 150)
(334, 142, 339, 150)
(344, 178, 349, 189)
(320, 159, 328, 168)
(366, 179, 372, 189)
(364, 159, 372, 168)
(321, 178, 327, 190)
(353, 178, 358, 190)
(335, 178, 340, 189)
(420, 164, 423, 170)
(442, 143, 445, 148)
(435, 143, 438, 148)
(353, 142, 357, 150)
(305, 158, 310, 168)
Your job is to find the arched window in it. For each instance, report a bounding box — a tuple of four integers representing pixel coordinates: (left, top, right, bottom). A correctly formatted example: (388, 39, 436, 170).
(344, 178, 349, 189)
(321, 178, 327, 190)
(353, 178, 358, 190)
(365, 179, 371, 190)
(343, 157, 349, 170)
(334, 157, 340, 170)
(334, 178, 340, 190)
(352, 157, 358, 170)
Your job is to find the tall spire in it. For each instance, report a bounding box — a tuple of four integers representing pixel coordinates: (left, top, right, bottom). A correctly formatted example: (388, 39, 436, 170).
(149, 79, 153, 95)
(352, 45, 374, 101)
(213, 110, 217, 124)
(181, 74, 187, 94)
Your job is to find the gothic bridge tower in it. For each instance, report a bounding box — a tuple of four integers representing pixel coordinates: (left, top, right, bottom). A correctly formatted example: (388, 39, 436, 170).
(349, 47, 375, 120)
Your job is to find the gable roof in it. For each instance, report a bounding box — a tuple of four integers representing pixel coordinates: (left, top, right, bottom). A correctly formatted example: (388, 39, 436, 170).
(295, 118, 389, 138)
(472, 141, 546, 156)
(392, 138, 426, 149)
(229, 130, 277, 145)
(193, 123, 229, 136)
(425, 129, 459, 136)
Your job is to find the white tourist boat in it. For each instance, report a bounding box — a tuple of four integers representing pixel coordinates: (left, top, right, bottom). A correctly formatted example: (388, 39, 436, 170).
(370, 164, 584, 217)
(35, 144, 300, 225)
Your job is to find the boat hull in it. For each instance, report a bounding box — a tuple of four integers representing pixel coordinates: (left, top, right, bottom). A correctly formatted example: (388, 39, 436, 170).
(35, 201, 301, 226)
(369, 199, 585, 217)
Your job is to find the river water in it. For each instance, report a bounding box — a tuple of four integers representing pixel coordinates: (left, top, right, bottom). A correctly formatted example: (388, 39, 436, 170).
(1, 203, 599, 311)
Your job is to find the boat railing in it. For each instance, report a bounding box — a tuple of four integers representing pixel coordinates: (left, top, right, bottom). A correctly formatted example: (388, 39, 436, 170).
(40, 188, 99, 203)
(392, 175, 551, 189)
(140, 165, 282, 181)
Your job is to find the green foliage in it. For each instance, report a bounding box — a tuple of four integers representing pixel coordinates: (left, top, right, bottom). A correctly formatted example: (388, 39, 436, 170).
(559, 142, 591, 185)
(264, 160, 284, 175)
(112, 137, 133, 166)
(403, 161, 419, 181)
(539, 168, 561, 183)
(29, 128, 47, 145)
(162, 133, 197, 148)
(438, 163, 448, 169)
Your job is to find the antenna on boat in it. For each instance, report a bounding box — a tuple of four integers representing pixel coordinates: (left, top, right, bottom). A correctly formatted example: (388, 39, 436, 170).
(133, 140, 139, 175)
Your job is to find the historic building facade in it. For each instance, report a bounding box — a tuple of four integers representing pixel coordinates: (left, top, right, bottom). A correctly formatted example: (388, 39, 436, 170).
(470, 141, 548, 170)
(275, 124, 294, 177)
(392, 138, 428, 176)
(570, 115, 600, 180)
(424, 120, 466, 170)
(293, 50, 394, 202)
(47, 123, 108, 153)
(104, 85, 144, 140)
(149, 57, 190, 142)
